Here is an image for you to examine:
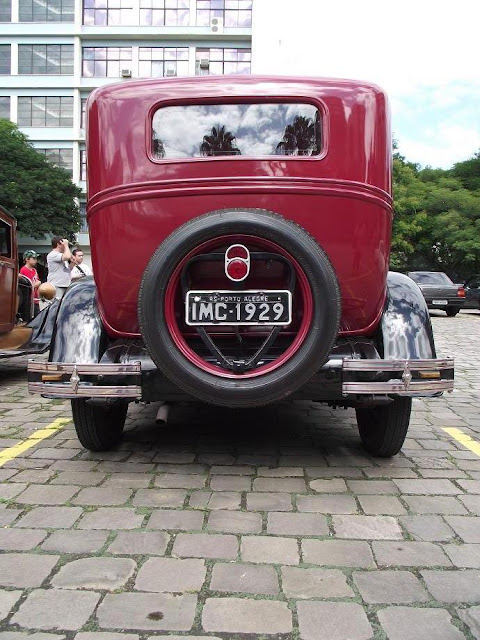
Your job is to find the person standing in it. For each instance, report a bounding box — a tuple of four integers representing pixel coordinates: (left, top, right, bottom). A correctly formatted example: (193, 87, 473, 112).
(70, 248, 93, 281)
(20, 250, 41, 316)
(46, 236, 73, 299)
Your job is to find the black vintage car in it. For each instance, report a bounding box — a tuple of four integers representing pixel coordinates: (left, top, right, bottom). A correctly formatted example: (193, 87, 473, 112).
(407, 272, 466, 317)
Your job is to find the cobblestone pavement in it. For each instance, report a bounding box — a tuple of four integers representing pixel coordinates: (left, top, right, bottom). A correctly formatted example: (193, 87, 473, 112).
(0, 311, 480, 639)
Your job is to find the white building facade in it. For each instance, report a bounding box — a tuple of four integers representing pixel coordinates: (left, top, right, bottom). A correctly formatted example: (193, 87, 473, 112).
(0, 0, 252, 257)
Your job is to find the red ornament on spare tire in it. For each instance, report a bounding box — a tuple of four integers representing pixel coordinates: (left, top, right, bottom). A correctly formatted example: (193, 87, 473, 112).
(138, 209, 341, 408)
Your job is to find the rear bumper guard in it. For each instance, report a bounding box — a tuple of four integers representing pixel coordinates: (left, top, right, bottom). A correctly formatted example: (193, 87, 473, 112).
(28, 357, 454, 399)
(28, 361, 142, 398)
(342, 358, 454, 395)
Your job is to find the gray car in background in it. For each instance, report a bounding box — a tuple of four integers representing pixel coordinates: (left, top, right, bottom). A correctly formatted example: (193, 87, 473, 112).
(407, 271, 466, 317)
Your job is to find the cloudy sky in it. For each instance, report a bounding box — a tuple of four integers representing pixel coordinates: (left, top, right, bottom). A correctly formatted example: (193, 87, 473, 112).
(252, 0, 480, 168)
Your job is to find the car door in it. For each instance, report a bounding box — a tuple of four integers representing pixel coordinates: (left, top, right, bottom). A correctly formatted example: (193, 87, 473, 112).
(0, 212, 17, 333)
(464, 276, 480, 309)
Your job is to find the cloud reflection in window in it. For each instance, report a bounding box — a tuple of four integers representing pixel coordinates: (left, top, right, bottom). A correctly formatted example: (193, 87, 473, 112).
(152, 103, 321, 159)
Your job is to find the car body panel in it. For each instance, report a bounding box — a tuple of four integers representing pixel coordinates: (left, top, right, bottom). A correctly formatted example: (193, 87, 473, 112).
(49, 278, 105, 364)
(86, 75, 392, 338)
(381, 272, 436, 360)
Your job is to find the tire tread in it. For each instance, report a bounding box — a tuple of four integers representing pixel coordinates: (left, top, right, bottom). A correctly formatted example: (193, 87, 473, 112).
(71, 399, 127, 451)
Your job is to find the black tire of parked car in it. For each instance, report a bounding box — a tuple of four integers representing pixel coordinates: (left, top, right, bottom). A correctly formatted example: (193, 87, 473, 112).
(446, 307, 460, 317)
(71, 399, 127, 451)
(138, 209, 341, 408)
(356, 397, 412, 457)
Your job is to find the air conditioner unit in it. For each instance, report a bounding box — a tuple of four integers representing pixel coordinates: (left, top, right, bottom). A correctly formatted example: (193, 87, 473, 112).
(210, 16, 223, 33)
(120, 68, 132, 78)
(199, 58, 210, 70)
(165, 68, 177, 77)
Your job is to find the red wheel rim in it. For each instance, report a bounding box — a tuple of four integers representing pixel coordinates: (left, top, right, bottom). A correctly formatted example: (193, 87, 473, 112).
(164, 234, 314, 379)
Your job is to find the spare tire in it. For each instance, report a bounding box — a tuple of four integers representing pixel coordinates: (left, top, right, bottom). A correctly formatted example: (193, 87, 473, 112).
(139, 209, 340, 407)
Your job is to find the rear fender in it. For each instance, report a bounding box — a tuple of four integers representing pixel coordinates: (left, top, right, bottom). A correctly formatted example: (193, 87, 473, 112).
(379, 272, 436, 360)
(49, 278, 106, 363)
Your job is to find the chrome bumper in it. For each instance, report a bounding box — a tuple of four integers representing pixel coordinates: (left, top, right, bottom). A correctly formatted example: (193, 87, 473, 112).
(28, 356, 454, 400)
(341, 358, 454, 395)
(28, 361, 142, 398)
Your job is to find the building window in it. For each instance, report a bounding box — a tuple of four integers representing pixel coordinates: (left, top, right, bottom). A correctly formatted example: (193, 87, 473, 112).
(0, 45, 11, 74)
(81, 97, 88, 129)
(79, 201, 88, 232)
(195, 47, 250, 75)
(80, 149, 87, 180)
(83, 0, 133, 26)
(0, 0, 11, 21)
(140, 0, 189, 26)
(138, 47, 189, 77)
(36, 148, 73, 175)
(82, 47, 132, 77)
(19, 0, 74, 22)
(0, 97, 10, 119)
(196, 0, 252, 27)
(18, 45, 74, 75)
(18, 97, 74, 127)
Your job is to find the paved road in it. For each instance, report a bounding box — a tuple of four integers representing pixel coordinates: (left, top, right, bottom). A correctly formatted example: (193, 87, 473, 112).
(0, 311, 479, 639)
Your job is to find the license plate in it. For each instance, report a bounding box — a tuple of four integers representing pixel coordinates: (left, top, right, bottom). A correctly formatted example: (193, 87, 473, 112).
(186, 290, 292, 326)
(432, 299, 448, 305)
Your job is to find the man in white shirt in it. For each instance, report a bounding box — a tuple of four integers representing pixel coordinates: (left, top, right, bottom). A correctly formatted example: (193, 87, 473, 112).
(71, 249, 93, 281)
(46, 236, 74, 298)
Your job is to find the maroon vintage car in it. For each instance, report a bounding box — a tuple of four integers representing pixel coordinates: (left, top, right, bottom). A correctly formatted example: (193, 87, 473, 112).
(28, 76, 454, 455)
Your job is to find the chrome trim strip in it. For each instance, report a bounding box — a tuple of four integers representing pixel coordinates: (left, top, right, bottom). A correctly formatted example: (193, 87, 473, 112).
(342, 358, 454, 371)
(28, 361, 141, 375)
(321, 358, 344, 370)
(28, 382, 141, 398)
(342, 380, 454, 394)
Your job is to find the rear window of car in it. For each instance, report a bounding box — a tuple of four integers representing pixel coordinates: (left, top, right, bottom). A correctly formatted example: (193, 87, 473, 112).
(408, 272, 453, 285)
(151, 102, 321, 159)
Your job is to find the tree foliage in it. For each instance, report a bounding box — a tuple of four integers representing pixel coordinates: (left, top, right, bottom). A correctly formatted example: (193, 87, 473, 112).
(451, 151, 480, 192)
(0, 119, 81, 239)
(391, 147, 480, 279)
(276, 115, 319, 156)
(200, 125, 241, 157)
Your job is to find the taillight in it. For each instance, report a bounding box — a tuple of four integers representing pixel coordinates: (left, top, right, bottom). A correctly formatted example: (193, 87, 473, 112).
(457, 287, 465, 298)
(227, 259, 249, 281)
(225, 244, 250, 282)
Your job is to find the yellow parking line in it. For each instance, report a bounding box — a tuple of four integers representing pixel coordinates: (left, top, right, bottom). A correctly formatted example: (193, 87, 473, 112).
(443, 427, 480, 457)
(0, 418, 71, 467)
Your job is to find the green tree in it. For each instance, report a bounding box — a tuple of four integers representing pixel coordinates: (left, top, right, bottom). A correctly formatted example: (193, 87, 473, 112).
(391, 146, 480, 278)
(276, 115, 319, 156)
(418, 178, 480, 275)
(450, 150, 480, 192)
(0, 119, 81, 238)
(390, 151, 428, 270)
(200, 125, 241, 157)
